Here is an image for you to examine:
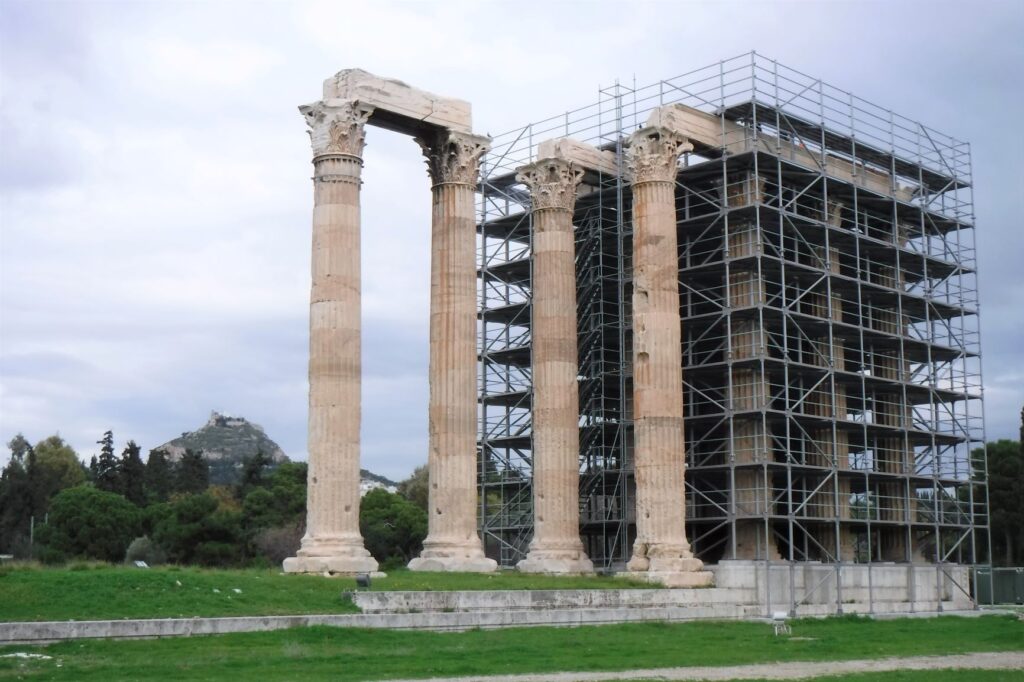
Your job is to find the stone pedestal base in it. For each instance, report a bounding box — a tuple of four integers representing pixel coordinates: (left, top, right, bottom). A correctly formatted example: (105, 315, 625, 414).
(408, 543, 498, 573)
(517, 548, 595, 575)
(618, 567, 715, 588)
(623, 549, 715, 587)
(282, 555, 381, 576)
(283, 537, 379, 575)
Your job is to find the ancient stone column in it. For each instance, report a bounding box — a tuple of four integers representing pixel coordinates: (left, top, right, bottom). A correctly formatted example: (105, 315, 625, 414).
(284, 101, 379, 575)
(408, 129, 497, 573)
(624, 127, 713, 587)
(515, 158, 594, 575)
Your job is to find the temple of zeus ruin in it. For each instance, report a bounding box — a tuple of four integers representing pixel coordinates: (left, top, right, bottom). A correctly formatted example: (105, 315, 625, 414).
(284, 70, 497, 574)
(283, 69, 711, 585)
(286, 56, 986, 604)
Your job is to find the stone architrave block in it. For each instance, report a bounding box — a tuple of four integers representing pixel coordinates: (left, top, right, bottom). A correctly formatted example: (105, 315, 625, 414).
(537, 138, 619, 177)
(321, 69, 473, 135)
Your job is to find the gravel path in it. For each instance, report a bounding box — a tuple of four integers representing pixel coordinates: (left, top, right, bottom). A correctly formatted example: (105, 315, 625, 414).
(388, 651, 1024, 681)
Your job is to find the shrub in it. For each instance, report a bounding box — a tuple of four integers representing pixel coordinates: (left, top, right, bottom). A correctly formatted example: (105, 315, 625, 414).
(359, 488, 427, 564)
(124, 536, 167, 565)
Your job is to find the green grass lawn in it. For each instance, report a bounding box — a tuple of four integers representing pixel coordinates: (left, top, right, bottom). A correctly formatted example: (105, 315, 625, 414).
(0, 564, 646, 622)
(0, 615, 1021, 681)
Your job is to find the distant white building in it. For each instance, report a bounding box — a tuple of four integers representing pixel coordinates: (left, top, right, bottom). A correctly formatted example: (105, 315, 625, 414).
(359, 479, 397, 497)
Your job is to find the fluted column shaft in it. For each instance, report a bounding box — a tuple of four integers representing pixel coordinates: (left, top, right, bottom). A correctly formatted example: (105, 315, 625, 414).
(631, 180, 688, 551)
(515, 158, 593, 574)
(409, 130, 497, 572)
(285, 101, 377, 575)
(624, 127, 712, 586)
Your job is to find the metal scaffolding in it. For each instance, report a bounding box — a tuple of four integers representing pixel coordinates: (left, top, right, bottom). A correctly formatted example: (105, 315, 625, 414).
(476, 53, 987, 594)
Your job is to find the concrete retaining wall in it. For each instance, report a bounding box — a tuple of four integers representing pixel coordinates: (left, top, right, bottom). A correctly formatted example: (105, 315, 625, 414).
(712, 562, 974, 612)
(0, 600, 970, 645)
(0, 563, 977, 644)
(351, 587, 752, 613)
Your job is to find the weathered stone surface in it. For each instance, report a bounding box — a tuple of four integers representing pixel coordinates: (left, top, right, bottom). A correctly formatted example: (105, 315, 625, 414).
(536, 138, 618, 177)
(284, 101, 377, 576)
(514, 157, 593, 575)
(409, 129, 496, 573)
(300, 100, 373, 158)
(321, 69, 472, 136)
(625, 126, 712, 588)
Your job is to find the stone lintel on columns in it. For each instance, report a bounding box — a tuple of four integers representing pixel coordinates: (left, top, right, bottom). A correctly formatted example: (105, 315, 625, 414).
(645, 104, 728, 156)
(322, 69, 473, 137)
(536, 138, 619, 177)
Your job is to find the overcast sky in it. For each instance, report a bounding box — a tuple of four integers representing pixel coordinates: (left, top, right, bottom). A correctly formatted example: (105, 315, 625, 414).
(1, 0, 1022, 481)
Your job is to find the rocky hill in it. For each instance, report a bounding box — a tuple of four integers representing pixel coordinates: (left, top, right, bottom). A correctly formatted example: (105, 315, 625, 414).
(155, 412, 399, 488)
(154, 412, 288, 485)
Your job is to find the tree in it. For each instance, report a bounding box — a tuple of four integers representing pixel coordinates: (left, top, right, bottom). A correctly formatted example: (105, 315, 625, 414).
(240, 462, 307, 533)
(32, 435, 86, 510)
(359, 488, 427, 566)
(0, 435, 34, 555)
(397, 464, 428, 512)
(144, 449, 172, 503)
(119, 441, 146, 506)
(977, 437, 1024, 566)
(153, 493, 243, 566)
(94, 431, 120, 494)
(237, 451, 271, 501)
(35, 486, 140, 563)
(175, 449, 209, 495)
(1, 434, 87, 556)
(6, 434, 33, 465)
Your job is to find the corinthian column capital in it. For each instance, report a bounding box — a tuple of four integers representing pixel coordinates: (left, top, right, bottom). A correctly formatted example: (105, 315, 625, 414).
(300, 100, 374, 158)
(626, 126, 693, 185)
(417, 130, 490, 187)
(516, 158, 583, 213)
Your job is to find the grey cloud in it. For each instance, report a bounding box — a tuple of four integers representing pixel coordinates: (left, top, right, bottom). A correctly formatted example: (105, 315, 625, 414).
(2, 0, 1022, 479)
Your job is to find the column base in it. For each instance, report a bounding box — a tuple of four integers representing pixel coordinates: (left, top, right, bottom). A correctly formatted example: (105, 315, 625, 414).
(624, 543, 714, 587)
(283, 535, 379, 575)
(617, 569, 715, 588)
(282, 556, 382, 575)
(407, 540, 498, 573)
(517, 552, 595, 575)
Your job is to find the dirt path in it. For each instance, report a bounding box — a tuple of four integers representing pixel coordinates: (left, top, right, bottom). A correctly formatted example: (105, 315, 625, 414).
(389, 651, 1024, 681)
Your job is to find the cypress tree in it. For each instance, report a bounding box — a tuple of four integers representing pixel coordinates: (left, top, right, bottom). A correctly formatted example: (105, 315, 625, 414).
(120, 440, 146, 506)
(144, 449, 172, 503)
(176, 449, 209, 495)
(94, 431, 120, 494)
